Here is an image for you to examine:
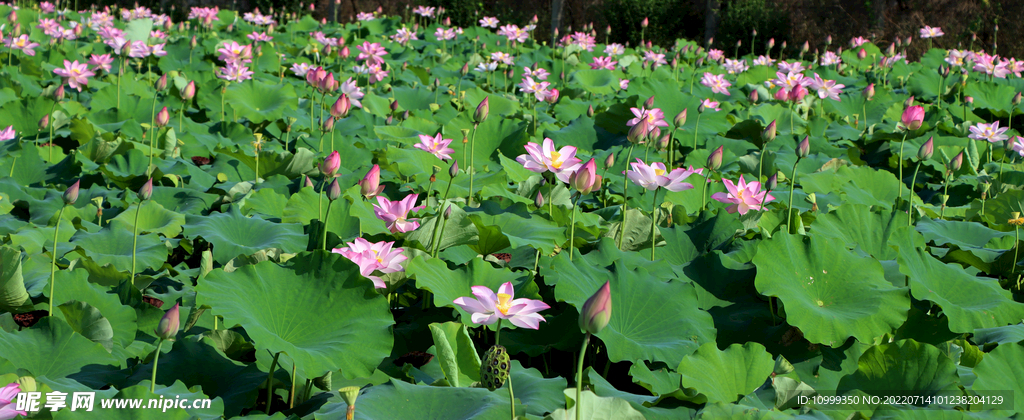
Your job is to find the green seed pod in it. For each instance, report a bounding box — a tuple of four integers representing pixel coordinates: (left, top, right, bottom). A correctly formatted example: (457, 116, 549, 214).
(480, 345, 511, 391)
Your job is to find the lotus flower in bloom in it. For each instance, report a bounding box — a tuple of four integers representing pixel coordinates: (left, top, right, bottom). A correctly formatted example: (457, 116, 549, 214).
(627, 106, 669, 133)
(590, 56, 617, 70)
(524, 67, 550, 80)
(605, 43, 625, 56)
(969, 121, 1010, 143)
(88, 54, 114, 73)
(356, 41, 387, 66)
(850, 36, 869, 47)
(516, 138, 583, 183)
(413, 133, 455, 162)
(920, 26, 944, 38)
(332, 238, 406, 288)
(217, 63, 254, 82)
(808, 74, 844, 101)
(643, 51, 667, 68)
(712, 175, 775, 215)
(700, 98, 721, 111)
(1011, 136, 1024, 157)
(723, 58, 749, 74)
(53, 60, 96, 92)
(0, 126, 13, 142)
(626, 158, 697, 191)
(340, 78, 365, 108)
(0, 382, 28, 419)
(479, 17, 500, 28)
(701, 72, 732, 96)
(454, 282, 550, 329)
(820, 51, 841, 66)
(707, 49, 725, 62)
(356, 12, 375, 21)
(373, 194, 425, 233)
(6, 35, 40, 56)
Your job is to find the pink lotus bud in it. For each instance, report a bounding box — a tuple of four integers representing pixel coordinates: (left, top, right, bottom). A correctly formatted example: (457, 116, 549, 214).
(587, 105, 595, 117)
(331, 95, 351, 118)
(789, 85, 808, 102)
(857, 48, 866, 60)
(901, 105, 924, 131)
(1014, 92, 1022, 106)
(801, 41, 809, 53)
(449, 160, 459, 178)
(319, 72, 336, 92)
(156, 74, 168, 91)
(63, 179, 80, 205)
(327, 178, 341, 201)
(323, 45, 332, 57)
(825, 35, 832, 45)
(321, 18, 326, 24)
(708, 145, 723, 171)
(54, 84, 65, 101)
(604, 153, 615, 169)
(797, 136, 810, 158)
(904, 96, 914, 108)
(307, 66, 325, 87)
(138, 177, 153, 201)
(647, 126, 661, 142)
(155, 107, 170, 127)
(181, 81, 196, 100)
(74, 24, 83, 37)
(7, 11, 16, 23)
(767, 38, 775, 49)
(155, 302, 180, 340)
(628, 119, 648, 144)
(658, 133, 670, 150)
(545, 88, 560, 104)
(321, 151, 341, 177)
(535, 191, 544, 208)
(762, 120, 777, 143)
(579, 281, 611, 334)
(641, 17, 648, 28)
(569, 158, 598, 194)
(474, 96, 489, 123)
(965, 96, 973, 105)
(443, 17, 450, 26)
(190, 35, 197, 48)
(39, 114, 49, 131)
(304, 175, 315, 188)
(774, 88, 789, 102)
(390, 100, 399, 112)
(644, 95, 655, 109)
(766, 173, 778, 190)
(531, 14, 539, 24)
(950, 151, 963, 172)
(885, 43, 895, 56)
(749, 90, 759, 103)
(919, 137, 934, 161)
(359, 164, 384, 199)
(340, 46, 350, 59)
(863, 83, 875, 100)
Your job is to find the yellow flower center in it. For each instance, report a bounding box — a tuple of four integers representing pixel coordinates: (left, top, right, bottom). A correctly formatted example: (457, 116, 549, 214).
(654, 168, 665, 176)
(549, 150, 563, 169)
(736, 189, 745, 201)
(496, 293, 513, 315)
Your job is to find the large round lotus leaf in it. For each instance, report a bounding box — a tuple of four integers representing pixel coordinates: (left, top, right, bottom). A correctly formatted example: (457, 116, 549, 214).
(971, 341, 1024, 414)
(57, 301, 115, 352)
(572, 69, 618, 94)
(183, 207, 307, 264)
(836, 339, 960, 397)
(753, 233, 910, 346)
(891, 227, 1024, 333)
(0, 246, 31, 312)
(544, 389, 646, 420)
(508, 360, 567, 417)
(915, 218, 1011, 249)
(0, 318, 118, 379)
(196, 253, 394, 379)
(465, 202, 566, 255)
(109, 201, 186, 237)
(69, 227, 168, 273)
(676, 342, 775, 404)
(223, 80, 298, 124)
(548, 252, 716, 367)
(811, 204, 899, 260)
(314, 379, 524, 420)
(48, 269, 137, 348)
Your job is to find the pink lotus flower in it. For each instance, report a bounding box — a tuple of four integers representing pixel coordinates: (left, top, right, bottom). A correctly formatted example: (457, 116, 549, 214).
(820, 51, 842, 66)
(626, 159, 697, 191)
(0, 382, 28, 419)
(291, 62, 314, 77)
(40, 1, 56, 12)
(516, 138, 583, 183)
(332, 237, 406, 288)
(707, 49, 725, 62)
(0, 126, 14, 141)
(413, 5, 436, 17)
(969, 121, 1010, 143)
(777, 61, 806, 74)
(391, 27, 417, 45)
(217, 40, 252, 65)
(479, 17, 500, 28)
(808, 74, 844, 101)
(643, 50, 667, 68)
(148, 43, 167, 57)
(605, 43, 625, 56)
(723, 58, 748, 74)
(414, 133, 455, 161)
(850, 36, 869, 47)
(356, 41, 387, 66)
(920, 26, 944, 39)
(712, 175, 775, 214)
(217, 63, 253, 82)
(6, 35, 39, 56)
(619, 79, 630, 90)
(901, 105, 925, 131)
(359, 164, 385, 199)
(701, 72, 732, 96)
(753, 55, 775, 66)
(1011, 136, 1024, 157)
(700, 98, 721, 111)
(356, 12, 375, 21)
(340, 78, 365, 108)
(127, 40, 151, 58)
(524, 67, 550, 80)
(247, 32, 273, 43)
(454, 282, 550, 329)
(627, 106, 669, 132)
(373, 194, 425, 233)
(435, 27, 456, 41)
(53, 60, 96, 92)
(590, 56, 617, 70)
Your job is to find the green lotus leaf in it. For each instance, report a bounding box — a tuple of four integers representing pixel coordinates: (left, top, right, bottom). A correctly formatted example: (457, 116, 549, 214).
(52, 384, 193, 420)
(465, 202, 566, 254)
(971, 341, 1024, 414)
(916, 217, 1011, 249)
(223, 80, 298, 124)
(696, 401, 792, 419)
(215, 146, 318, 180)
(507, 360, 567, 417)
(428, 322, 481, 388)
(546, 116, 601, 154)
(549, 253, 716, 367)
(57, 301, 115, 352)
(314, 379, 524, 420)
(0, 246, 31, 312)
(972, 324, 1024, 346)
(572, 69, 617, 94)
(405, 256, 536, 322)
(280, 186, 363, 241)
(585, 368, 694, 420)
(109, 201, 186, 238)
(68, 227, 168, 273)
(123, 18, 153, 42)
(0, 318, 118, 379)
(48, 269, 137, 348)
(891, 227, 1024, 333)
(196, 254, 393, 379)
(836, 339, 960, 397)
(753, 233, 910, 346)
(183, 207, 307, 264)
(676, 342, 775, 404)
(545, 389, 646, 420)
(811, 204, 899, 259)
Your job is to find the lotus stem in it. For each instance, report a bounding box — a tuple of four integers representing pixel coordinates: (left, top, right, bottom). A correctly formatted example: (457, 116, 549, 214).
(575, 332, 591, 420)
(150, 95, 158, 168)
(48, 205, 67, 316)
(220, 85, 227, 132)
(507, 371, 515, 420)
(289, 363, 296, 409)
(266, 351, 281, 414)
(321, 199, 333, 251)
(150, 339, 164, 393)
(117, 57, 123, 108)
(430, 181, 454, 258)
(618, 144, 635, 250)
(861, 103, 867, 130)
(787, 158, 800, 229)
(569, 193, 580, 261)
(468, 123, 479, 206)
(9, 157, 16, 177)
(650, 189, 659, 261)
(692, 114, 702, 149)
(130, 199, 142, 283)
(897, 131, 908, 201)
(940, 172, 951, 220)
(701, 169, 712, 212)
(908, 161, 922, 226)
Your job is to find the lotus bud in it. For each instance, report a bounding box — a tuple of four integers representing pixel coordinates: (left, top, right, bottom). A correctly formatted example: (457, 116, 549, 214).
(190, 35, 197, 48)
(155, 107, 170, 127)
(606, 25, 612, 36)
(753, 29, 758, 37)
(604, 153, 615, 169)
(579, 281, 611, 334)
(857, 48, 866, 60)
(330, 95, 350, 118)
(806, 192, 818, 211)
(402, 110, 410, 120)
(181, 80, 196, 101)
(389, 100, 399, 113)
(545, 88, 560, 104)
(54, 84, 65, 101)
(570, 158, 598, 194)
(445, 160, 458, 179)
(749, 89, 759, 103)
(63, 179, 80, 205)
(587, 105, 595, 117)
(658, 133, 670, 151)
(949, 151, 963, 172)
(761, 121, 777, 145)
(641, 17, 648, 28)
(137, 177, 154, 201)
(321, 151, 340, 177)
(801, 41, 809, 54)
(698, 102, 706, 114)
(671, 57, 678, 69)
(535, 191, 544, 208)
(767, 38, 775, 49)
(708, 146, 724, 171)
(647, 126, 661, 142)
(1014, 92, 1022, 106)
(797, 136, 810, 158)
(737, 40, 742, 48)
(904, 96, 914, 108)
(885, 43, 895, 56)
(341, 46, 350, 58)
(359, 164, 384, 199)
(327, 178, 342, 201)
(901, 105, 924, 131)
(320, 73, 336, 92)
(474, 97, 489, 123)
(156, 74, 168, 91)
(155, 302, 180, 340)
(674, 109, 687, 127)
(385, 115, 393, 125)
(781, 41, 787, 51)
(863, 83, 875, 100)
(322, 116, 335, 131)
(965, 96, 973, 105)
(38, 114, 50, 131)
(7, 11, 15, 23)
(918, 137, 934, 161)
(323, 45, 332, 57)
(304, 175, 315, 188)
(644, 95, 655, 109)
(765, 173, 778, 191)
(825, 35, 833, 45)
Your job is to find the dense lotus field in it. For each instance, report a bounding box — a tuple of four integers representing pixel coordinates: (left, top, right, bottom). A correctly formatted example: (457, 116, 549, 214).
(2, 2, 1024, 419)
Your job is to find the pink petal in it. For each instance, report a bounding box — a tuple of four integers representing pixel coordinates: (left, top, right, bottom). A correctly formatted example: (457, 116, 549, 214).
(498, 282, 515, 297)
(470, 285, 498, 309)
(508, 312, 546, 329)
(471, 312, 500, 325)
(454, 296, 489, 314)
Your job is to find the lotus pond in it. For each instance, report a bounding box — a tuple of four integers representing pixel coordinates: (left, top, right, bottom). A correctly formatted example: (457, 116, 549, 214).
(0, 4, 1023, 420)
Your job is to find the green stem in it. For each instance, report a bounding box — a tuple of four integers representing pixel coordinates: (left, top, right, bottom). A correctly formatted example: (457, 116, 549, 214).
(758, 146, 766, 182)
(861, 103, 867, 130)
(940, 173, 951, 220)
(255, 152, 260, 185)
(117, 57, 123, 108)
(289, 363, 297, 409)
(701, 169, 712, 211)
(8, 157, 16, 177)
(618, 144, 635, 250)
(692, 114, 702, 149)
(48, 205, 67, 316)
(575, 332, 591, 420)
(469, 124, 479, 206)
(897, 131, 908, 201)
(430, 181, 454, 258)
(130, 200, 142, 283)
(908, 161, 922, 226)
(149, 95, 158, 170)
(650, 189, 659, 261)
(150, 339, 164, 393)
(317, 179, 326, 220)
(787, 158, 800, 228)
(220, 86, 227, 132)
(321, 200, 333, 251)
(507, 370, 515, 420)
(569, 193, 580, 261)
(266, 352, 281, 414)
(1015, 227, 1020, 290)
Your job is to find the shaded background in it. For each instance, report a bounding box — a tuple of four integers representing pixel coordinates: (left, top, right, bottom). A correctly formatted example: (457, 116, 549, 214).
(147, 0, 1022, 59)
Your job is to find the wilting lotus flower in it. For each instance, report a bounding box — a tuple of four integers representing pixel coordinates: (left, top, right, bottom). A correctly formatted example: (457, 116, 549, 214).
(579, 281, 611, 334)
(711, 175, 775, 214)
(969, 121, 1009, 143)
(332, 237, 406, 288)
(0, 126, 14, 142)
(626, 159, 697, 192)
(155, 302, 180, 340)
(901, 105, 925, 131)
(53, 60, 95, 92)
(373, 194, 425, 233)
(414, 133, 455, 161)
(454, 282, 550, 329)
(516, 138, 583, 183)
(359, 165, 385, 199)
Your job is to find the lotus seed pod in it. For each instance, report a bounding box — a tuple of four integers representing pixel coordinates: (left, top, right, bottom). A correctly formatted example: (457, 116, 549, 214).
(480, 345, 511, 391)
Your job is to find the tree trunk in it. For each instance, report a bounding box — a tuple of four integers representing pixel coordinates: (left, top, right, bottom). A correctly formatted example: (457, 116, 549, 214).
(552, 0, 565, 44)
(704, 0, 720, 47)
